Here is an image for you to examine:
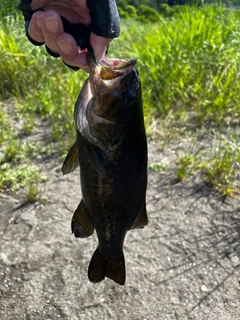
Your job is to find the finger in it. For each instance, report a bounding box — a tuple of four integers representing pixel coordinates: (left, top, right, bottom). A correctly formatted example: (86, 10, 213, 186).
(28, 11, 44, 43)
(90, 33, 112, 62)
(56, 33, 88, 69)
(72, 52, 88, 71)
(40, 10, 64, 54)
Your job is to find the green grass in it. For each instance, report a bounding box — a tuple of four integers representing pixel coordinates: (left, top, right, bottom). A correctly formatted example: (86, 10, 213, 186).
(112, 5, 240, 197)
(0, 10, 85, 195)
(111, 5, 240, 126)
(175, 131, 240, 196)
(0, 4, 240, 198)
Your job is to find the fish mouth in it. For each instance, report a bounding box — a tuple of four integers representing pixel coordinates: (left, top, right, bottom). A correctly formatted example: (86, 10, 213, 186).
(100, 57, 137, 81)
(101, 56, 137, 70)
(88, 52, 137, 82)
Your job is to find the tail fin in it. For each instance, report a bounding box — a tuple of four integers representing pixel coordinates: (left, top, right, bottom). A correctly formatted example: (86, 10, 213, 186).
(88, 248, 125, 285)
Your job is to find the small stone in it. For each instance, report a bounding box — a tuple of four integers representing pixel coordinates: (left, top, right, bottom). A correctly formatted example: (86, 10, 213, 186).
(0, 253, 11, 265)
(200, 285, 208, 292)
(229, 253, 240, 268)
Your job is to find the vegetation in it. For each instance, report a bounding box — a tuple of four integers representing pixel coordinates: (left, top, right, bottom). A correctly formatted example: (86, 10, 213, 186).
(0, 3, 83, 197)
(1, 3, 240, 198)
(116, 0, 238, 19)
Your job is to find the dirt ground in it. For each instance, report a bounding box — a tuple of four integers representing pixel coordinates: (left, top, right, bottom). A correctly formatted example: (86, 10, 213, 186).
(0, 137, 240, 320)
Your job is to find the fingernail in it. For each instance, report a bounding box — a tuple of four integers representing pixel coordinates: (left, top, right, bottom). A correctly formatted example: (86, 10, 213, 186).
(45, 16, 59, 33)
(59, 40, 73, 54)
(36, 16, 41, 29)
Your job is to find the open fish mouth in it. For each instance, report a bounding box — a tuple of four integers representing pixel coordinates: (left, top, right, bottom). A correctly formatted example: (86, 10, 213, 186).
(88, 53, 137, 82)
(101, 56, 137, 70)
(100, 57, 137, 81)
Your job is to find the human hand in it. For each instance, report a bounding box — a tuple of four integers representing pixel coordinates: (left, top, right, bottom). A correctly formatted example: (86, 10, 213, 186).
(18, 0, 120, 71)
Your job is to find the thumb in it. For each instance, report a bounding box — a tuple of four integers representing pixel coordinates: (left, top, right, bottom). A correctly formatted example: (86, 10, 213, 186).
(90, 33, 112, 62)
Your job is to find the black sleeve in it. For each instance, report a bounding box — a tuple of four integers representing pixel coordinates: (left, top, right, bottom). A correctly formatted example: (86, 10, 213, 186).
(17, 0, 32, 21)
(87, 0, 120, 38)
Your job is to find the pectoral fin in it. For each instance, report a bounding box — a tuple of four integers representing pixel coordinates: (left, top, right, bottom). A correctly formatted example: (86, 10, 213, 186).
(62, 141, 79, 175)
(130, 204, 148, 230)
(85, 145, 114, 177)
(71, 201, 94, 238)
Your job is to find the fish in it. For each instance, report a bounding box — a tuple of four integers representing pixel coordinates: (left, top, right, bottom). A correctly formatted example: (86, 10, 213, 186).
(62, 52, 148, 285)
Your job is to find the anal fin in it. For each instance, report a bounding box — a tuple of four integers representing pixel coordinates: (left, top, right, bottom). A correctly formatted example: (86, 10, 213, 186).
(72, 201, 94, 238)
(62, 141, 79, 175)
(130, 204, 148, 230)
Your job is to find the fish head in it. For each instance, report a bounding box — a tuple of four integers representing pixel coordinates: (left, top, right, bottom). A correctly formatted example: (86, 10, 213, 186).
(76, 53, 141, 152)
(88, 53, 140, 121)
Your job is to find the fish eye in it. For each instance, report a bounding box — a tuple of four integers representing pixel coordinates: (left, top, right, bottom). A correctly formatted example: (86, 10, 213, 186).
(122, 91, 134, 104)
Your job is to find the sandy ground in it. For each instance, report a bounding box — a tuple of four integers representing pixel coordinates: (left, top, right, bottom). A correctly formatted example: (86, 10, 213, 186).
(0, 139, 240, 320)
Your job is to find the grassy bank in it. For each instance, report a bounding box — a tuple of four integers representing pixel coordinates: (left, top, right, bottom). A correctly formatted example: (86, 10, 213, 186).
(0, 4, 240, 197)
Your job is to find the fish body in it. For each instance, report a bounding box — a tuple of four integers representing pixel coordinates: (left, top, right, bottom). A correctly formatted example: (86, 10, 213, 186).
(63, 53, 148, 285)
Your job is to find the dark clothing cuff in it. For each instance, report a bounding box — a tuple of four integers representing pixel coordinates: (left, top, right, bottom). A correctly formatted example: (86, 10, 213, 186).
(87, 0, 120, 38)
